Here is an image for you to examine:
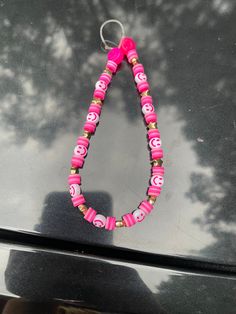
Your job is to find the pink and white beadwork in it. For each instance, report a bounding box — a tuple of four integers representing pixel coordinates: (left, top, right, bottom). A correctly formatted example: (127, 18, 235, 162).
(68, 34, 164, 230)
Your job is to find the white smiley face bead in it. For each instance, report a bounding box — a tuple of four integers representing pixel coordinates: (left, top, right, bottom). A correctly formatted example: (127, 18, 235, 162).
(95, 80, 107, 92)
(93, 214, 106, 228)
(87, 112, 99, 124)
(142, 103, 154, 114)
(150, 175, 164, 187)
(69, 184, 81, 197)
(74, 145, 87, 157)
(135, 72, 147, 84)
(149, 137, 162, 149)
(133, 209, 146, 222)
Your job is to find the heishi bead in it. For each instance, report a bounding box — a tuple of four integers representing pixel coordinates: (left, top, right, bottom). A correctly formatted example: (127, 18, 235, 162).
(148, 129, 160, 139)
(132, 64, 144, 76)
(69, 184, 81, 197)
(71, 194, 85, 207)
(122, 213, 136, 227)
(74, 144, 87, 157)
(147, 186, 162, 197)
(88, 104, 101, 115)
(132, 208, 146, 222)
(144, 112, 157, 124)
(135, 72, 147, 84)
(150, 175, 164, 187)
(71, 155, 84, 168)
(139, 200, 153, 214)
(68, 174, 81, 185)
(84, 121, 96, 133)
(93, 214, 106, 228)
(141, 95, 153, 106)
(142, 103, 155, 115)
(106, 60, 117, 73)
(127, 49, 138, 63)
(108, 47, 124, 65)
(137, 81, 150, 93)
(86, 112, 99, 124)
(93, 89, 105, 100)
(100, 73, 112, 85)
(120, 37, 136, 55)
(149, 137, 162, 149)
(77, 136, 90, 147)
(84, 207, 97, 223)
(152, 166, 165, 176)
(151, 148, 163, 160)
(105, 216, 116, 230)
(95, 80, 107, 92)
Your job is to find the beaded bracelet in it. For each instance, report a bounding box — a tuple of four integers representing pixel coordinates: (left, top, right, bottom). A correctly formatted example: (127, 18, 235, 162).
(68, 20, 164, 230)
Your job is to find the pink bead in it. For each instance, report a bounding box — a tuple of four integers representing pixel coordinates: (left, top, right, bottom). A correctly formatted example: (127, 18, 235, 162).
(93, 89, 105, 100)
(144, 112, 157, 124)
(84, 122, 96, 133)
(151, 148, 163, 159)
(152, 166, 165, 176)
(120, 37, 136, 55)
(107, 47, 124, 64)
(147, 186, 162, 197)
(69, 184, 81, 197)
(105, 216, 116, 230)
(93, 214, 106, 228)
(149, 137, 162, 149)
(71, 155, 84, 168)
(151, 175, 164, 187)
(74, 145, 87, 157)
(133, 209, 146, 222)
(142, 103, 155, 115)
(99, 73, 112, 85)
(95, 80, 107, 92)
(139, 200, 153, 214)
(68, 174, 81, 185)
(141, 95, 153, 106)
(84, 207, 97, 223)
(88, 104, 101, 115)
(123, 213, 136, 227)
(148, 129, 160, 139)
(87, 112, 99, 124)
(132, 64, 144, 76)
(71, 194, 85, 207)
(127, 49, 138, 63)
(137, 81, 150, 93)
(106, 60, 117, 73)
(135, 72, 147, 84)
(77, 136, 90, 147)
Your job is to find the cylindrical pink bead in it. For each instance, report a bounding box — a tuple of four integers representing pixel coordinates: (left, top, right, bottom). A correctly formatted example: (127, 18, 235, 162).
(77, 136, 90, 147)
(105, 216, 116, 231)
(132, 64, 144, 76)
(93, 89, 105, 100)
(123, 213, 136, 227)
(99, 73, 112, 85)
(145, 112, 157, 124)
(84, 207, 97, 223)
(137, 81, 150, 93)
(68, 174, 81, 185)
(71, 194, 85, 207)
(108, 47, 124, 65)
(106, 60, 117, 73)
(127, 49, 138, 63)
(88, 104, 101, 115)
(139, 200, 153, 214)
(152, 166, 165, 176)
(151, 148, 163, 160)
(84, 122, 96, 133)
(120, 37, 136, 55)
(147, 186, 162, 197)
(148, 129, 160, 140)
(71, 155, 84, 168)
(141, 95, 153, 106)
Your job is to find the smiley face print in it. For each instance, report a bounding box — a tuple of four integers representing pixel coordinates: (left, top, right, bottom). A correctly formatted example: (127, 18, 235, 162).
(95, 80, 107, 92)
(135, 72, 147, 84)
(149, 137, 162, 149)
(74, 144, 87, 157)
(150, 175, 164, 187)
(86, 112, 99, 124)
(142, 103, 154, 114)
(133, 209, 146, 222)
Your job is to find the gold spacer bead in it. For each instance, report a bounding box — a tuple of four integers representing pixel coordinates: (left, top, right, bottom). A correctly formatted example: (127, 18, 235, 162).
(92, 98, 103, 105)
(78, 204, 88, 213)
(83, 131, 92, 139)
(116, 220, 125, 228)
(140, 90, 150, 97)
(104, 68, 112, 76)
(147, 122, 157, 129)
(131, 58, 139, 65)
(151, 159, 163, 166)
(70, 167, 78, 174)
(148, 196, 157, 205)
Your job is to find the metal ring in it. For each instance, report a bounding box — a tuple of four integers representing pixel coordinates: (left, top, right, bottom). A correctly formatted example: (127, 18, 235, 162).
(100, 19, 125, 51)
